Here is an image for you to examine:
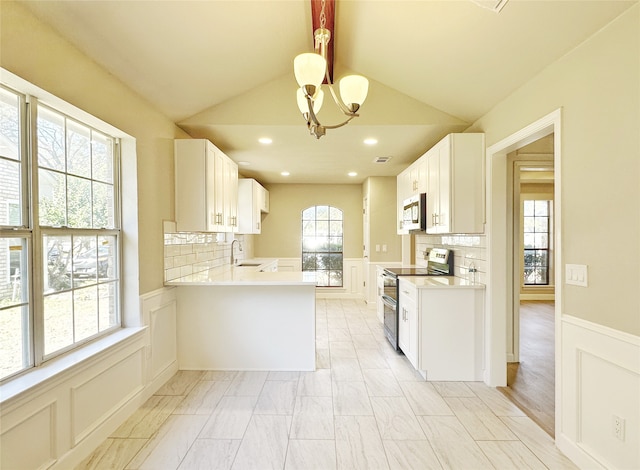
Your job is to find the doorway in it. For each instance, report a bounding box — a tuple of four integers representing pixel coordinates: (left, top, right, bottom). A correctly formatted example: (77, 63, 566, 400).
(484, 108, 562, 440)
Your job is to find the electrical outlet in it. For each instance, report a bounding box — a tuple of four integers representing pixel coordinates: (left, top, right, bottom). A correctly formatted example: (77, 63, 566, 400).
(613, 415, 625, 441)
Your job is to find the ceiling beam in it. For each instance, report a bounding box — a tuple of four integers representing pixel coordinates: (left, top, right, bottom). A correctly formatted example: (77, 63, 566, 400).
(311, 0, 334, 83)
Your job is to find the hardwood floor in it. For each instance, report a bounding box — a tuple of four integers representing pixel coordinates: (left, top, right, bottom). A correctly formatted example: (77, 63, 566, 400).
(77, 299, 575, 469)
(500, 301, 555, 438)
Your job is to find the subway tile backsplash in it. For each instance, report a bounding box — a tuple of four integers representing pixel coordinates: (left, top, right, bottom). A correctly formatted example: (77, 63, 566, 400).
(415, 234, 487, 285)
(163, 232, 245, 282)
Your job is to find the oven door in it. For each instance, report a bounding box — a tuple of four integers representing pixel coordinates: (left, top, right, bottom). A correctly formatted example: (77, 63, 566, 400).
(382, 294, 399, 350)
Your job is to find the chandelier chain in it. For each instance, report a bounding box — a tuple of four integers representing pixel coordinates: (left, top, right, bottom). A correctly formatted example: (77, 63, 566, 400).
(319, 0, 326, 29)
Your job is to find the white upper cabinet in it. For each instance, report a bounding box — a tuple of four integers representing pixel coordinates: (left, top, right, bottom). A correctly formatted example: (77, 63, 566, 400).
(237, 178, 269, 234)
(398, 133, 484, 235)
(175, 139, 238, 233)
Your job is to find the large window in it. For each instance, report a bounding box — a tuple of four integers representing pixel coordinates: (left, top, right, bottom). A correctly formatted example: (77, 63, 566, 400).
(0, 84, 121, 382)
(523, 200, 550, 285)
(302, 205, 343, 287)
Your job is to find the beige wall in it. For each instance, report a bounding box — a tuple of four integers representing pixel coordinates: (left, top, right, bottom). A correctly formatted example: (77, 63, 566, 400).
(255, 184, 363, 259)
(1, 2, 189, 295)
(469, 5, 640, 335)
(365, 177, 402, 263)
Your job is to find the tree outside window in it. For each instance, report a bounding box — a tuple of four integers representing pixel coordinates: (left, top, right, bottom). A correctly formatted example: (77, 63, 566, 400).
(302, 205, 343, 287)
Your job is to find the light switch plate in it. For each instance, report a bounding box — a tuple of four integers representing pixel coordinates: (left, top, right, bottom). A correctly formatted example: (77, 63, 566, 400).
(566, 264, 588, 287)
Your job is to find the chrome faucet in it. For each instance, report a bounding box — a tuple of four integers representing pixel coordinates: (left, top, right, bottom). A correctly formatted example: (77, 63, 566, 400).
(230, 239, 242, 265)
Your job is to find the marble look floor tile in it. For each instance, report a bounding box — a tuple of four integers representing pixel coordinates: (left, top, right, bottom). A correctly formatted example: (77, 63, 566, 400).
(111, 395, 184, 438)
(351, 334, 380, 350)
(202, 371, 238, 381)
(297, 369, 332, 397)
(399, 382, 453, 416)
(199, 396, 258, 439)
(254, 380, 297, 415)
(362, 369, 404, 397)
(328, 328, 352, 341)
(371, 397, 426, 440)
(177, 439, 241, 470)
(125, 415, 208, 470)
(316, 348, 331, 369)
(329, 341, 357, 359)
(356, 348, 390, 369)
(331, 356, 364, 382)
(418, 416, 494, 470)
(382, 440, 443, 470)
(477, 440, 547, 469)
(267, 371, 300, 381)
(432, 382, 476, 397)
(290, 396, 334, 439)
(327, 318, 348, 329)
(173, 380, 231, 415)
(501, 417, 579, 469)
(386, 356, 424, 382)
(445, 397, 518, 440)
(224, 371, 268, 397)
(75, 438, 147, 470)
(335, 415, 390, 470)
(285, 439, 337, 470)
(155, 370, 204, 396)
(333, 381, 373, 416)
(231, 415, 289, 470)
(466, 382, 526, 417)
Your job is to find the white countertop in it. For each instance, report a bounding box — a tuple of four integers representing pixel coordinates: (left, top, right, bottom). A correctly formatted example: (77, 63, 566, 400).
(166, 260, 317, 286)
(400, 276, 485, 289)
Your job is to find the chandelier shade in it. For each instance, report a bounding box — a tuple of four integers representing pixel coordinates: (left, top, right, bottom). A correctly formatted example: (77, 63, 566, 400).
(297, 87, 324, 115)
(339, 75, 369, 111)
(294, 53, 327, 90)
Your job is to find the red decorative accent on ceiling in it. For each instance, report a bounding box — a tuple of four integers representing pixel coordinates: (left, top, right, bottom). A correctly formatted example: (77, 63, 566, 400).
(311, 0, 334, 84)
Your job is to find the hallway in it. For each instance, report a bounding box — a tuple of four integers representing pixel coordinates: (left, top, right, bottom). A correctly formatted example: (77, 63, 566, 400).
(500, 301, 555, 438)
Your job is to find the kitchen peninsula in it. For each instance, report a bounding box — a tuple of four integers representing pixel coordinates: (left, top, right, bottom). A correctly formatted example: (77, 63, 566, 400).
(166, 260, 317, 371)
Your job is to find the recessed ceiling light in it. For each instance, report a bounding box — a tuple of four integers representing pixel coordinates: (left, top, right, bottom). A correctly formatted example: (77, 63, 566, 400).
(348, 172, 358, 177)
(281, 171, 290, 176)
(237, 161, 251, 166)
(258, 137, 273, 144)
(363, 138, 378, 145)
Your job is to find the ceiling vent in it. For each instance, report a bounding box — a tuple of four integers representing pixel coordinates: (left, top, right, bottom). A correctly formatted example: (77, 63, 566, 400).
(470, 0, 509, 13)
(373, 156, 392, 164)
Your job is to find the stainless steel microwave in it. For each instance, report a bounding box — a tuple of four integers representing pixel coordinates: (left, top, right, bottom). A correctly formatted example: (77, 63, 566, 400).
(402, 193, 426, 232)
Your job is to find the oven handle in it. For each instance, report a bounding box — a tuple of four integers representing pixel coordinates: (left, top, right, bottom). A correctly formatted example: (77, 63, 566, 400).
(381, 295, 397, 308)
(382, 273, 397, 282)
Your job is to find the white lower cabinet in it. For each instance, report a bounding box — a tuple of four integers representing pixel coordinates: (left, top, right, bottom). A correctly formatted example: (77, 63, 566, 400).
(398, 279, 418, 368)
(399, 278, 485, 381)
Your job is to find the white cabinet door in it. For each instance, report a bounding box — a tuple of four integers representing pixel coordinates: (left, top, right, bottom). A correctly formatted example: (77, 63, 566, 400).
(258, 184, 269, 213)
(398, 279, 418, 368)
(237, 179, 268, 234)
(224, 157, 238, 232)
(396, 167, 412, 234)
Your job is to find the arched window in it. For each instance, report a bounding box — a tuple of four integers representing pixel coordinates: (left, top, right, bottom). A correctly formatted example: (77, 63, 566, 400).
(302, 205, 343, 287)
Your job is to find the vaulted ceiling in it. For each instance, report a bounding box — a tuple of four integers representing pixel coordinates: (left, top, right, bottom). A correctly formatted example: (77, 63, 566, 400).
(20, 0, 636, 183)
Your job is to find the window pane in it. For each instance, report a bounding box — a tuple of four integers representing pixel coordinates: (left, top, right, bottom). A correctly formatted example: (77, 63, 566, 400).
(302, 220, 315, 236)
(67, 120, 91, 178)
(329, 271, 342, 287)
(93, 181, 115, 229)
(44, 291, 73, 355)
(534, 233, 548, 249)
(67, 175, 92, 228)
(523, 249, 535, 267)
(92, 132, 113, 183)
(534, 200, 549, 216)
(329, 220, 342, 236)
(0, 305, 31, 379)
(98, 282, 118, 331)
(0, 87, 21, 160)
(329, 206, 342, 220)
(316, 206, 329, 220)
(98, 235, 117, 281)
(0, 159, 22, 226)
(524, 233, 535, 249)
(329, 237, 342, 251)
(37, 107, 66, 171)
(73, 236, 98, 287)
(74, 285, 98, 342)
(302, 253, 316, 270)
(536, 250, 548, 267)
(316, 220, 329, 237)
(523, 216, 534, 233)
(39, 169, 67, 226)
(534, 217, 548, 233)
(315, 271, 328, 287)
(302, 207, 315, 220)
(44, 235, 72, 293)
(523, 200, 534, 216)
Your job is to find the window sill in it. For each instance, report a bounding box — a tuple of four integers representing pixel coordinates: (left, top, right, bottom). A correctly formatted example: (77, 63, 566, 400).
(0, 327, 147, 407)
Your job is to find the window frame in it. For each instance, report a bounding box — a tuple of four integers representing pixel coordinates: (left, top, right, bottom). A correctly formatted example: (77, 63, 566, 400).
(301, 205, 344, 288)
(522, 199, 551, 286)
(0, 83, 123, 382)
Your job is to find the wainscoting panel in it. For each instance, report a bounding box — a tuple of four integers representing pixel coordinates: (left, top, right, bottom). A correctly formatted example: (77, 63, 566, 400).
(0, 401, 56, 470)
(70, 348, 145, 445)
(559, 315, 640, 470)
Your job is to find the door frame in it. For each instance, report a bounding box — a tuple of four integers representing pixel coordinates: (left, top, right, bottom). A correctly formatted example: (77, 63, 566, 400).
(484, 108, 562, 443)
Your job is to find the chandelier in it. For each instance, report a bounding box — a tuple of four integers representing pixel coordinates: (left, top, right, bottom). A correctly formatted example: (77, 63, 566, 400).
(293, 0, 369, 139)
